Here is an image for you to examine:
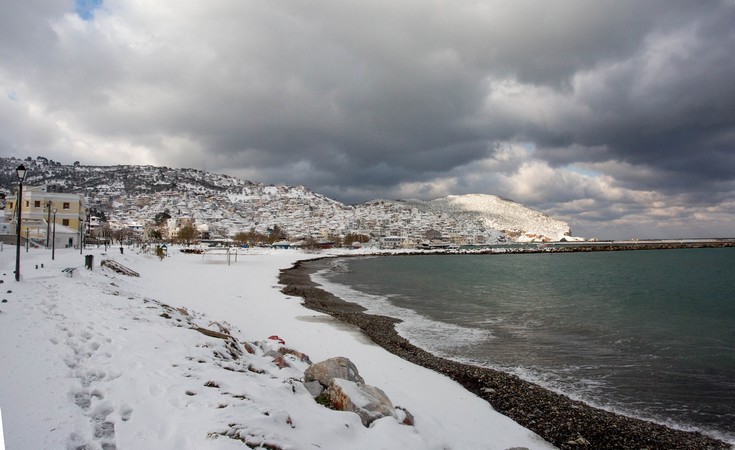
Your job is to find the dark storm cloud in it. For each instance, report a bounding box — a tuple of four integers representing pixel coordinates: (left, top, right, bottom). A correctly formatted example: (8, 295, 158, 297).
(1, 0, 734, 238)
(531, 5, 735, 191)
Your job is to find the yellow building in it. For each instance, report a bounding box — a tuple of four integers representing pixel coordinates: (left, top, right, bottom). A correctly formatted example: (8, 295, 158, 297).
(5, 185, 86, 244)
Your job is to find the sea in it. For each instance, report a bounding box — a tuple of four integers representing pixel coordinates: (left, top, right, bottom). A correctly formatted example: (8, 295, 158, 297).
(312, 247, 735, 443)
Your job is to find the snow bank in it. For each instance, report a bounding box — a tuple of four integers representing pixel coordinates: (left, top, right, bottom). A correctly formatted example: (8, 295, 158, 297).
(0, 245, 552, 449)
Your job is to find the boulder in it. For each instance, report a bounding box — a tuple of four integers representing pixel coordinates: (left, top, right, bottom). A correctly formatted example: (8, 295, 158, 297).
(326, 378, 395, 427)
(304, 381, 324, 397)
(304, 357, 365, 386)
(304, 356, 414, 427)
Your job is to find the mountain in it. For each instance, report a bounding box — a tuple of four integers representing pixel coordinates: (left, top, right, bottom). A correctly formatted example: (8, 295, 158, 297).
(0, 157, 579, 244)
(403, 194, 574, 242)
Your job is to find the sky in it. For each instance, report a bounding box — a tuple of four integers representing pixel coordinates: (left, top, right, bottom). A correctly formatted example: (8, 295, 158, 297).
(1, 1, 734, 239)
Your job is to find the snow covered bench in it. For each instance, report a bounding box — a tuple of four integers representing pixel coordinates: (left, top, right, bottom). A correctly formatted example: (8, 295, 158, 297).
(62, 267, 77, 277)
(100, 260, 140, 277)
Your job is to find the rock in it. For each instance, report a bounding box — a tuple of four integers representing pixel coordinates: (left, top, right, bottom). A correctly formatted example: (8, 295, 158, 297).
(241, 341, 256, 354)
(304, 381, 324, 397)
(394, 406, 415, 426)
(193, 326, 231, 340)
(566, 435, 590, 446)
(304, 357, 365, 387)
(271, 354, 291, 369)
(264, 350, 281, 358)
(278, 347, 312, 364)
(326, 378, 395, 427)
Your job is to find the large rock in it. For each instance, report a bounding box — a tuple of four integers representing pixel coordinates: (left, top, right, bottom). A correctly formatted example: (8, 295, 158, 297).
(304, 356, 365, 386)
(326, 378, 395, 427)
(304, 357, 414, 427)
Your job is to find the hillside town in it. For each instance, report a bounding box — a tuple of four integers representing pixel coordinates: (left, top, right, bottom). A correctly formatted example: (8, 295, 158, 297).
(0, 157, 578, 250)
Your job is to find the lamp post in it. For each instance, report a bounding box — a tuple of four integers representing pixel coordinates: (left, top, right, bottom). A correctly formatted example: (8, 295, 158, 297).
(46, 201, 52, 248)
(85, 211, 91, 250)
(52, 208, 57, 261)
(15, 164, 27, 281)
(26, 227, 29, 252)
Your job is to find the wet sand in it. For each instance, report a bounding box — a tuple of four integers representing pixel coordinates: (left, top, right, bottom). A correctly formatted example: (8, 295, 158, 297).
(279, 256, 730, 450)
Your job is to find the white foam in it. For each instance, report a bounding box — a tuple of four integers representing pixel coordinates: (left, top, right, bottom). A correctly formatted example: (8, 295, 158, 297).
(312, 268, 492, 357)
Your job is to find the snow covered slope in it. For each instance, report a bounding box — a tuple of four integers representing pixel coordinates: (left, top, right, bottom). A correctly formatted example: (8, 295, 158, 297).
(439, 194, 575, 242)
(0, 157, 581, 243)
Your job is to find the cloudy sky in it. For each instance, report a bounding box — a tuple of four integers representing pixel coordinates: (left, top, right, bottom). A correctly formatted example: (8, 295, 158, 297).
(1, 1, 734, 239)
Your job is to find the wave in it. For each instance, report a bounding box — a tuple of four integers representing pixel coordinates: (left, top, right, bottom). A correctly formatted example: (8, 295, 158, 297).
(311, 257, 735, 445)
(312, 266, 493, 358)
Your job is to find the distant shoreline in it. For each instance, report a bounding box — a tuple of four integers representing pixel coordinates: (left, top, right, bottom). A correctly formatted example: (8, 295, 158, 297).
(279, 251, 731, 449)
(411, 238, 735, 255)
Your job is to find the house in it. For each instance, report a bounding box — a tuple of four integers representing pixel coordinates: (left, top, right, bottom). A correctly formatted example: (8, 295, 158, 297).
(380, 235, 405, 249)
(3, 185, 86, 247)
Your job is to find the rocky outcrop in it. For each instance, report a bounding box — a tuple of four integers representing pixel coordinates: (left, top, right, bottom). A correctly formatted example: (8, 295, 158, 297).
(304, 357, 412, 427)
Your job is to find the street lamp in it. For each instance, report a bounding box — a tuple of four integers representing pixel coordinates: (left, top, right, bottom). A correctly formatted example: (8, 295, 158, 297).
(52, 208, 57, 261)
(85, 211, 91, 250)
(15, 164, 27, 281)
(46, 201, 52, 248)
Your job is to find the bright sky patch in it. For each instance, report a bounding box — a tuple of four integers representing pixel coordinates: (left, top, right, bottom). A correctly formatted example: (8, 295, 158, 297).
(75, 0, 102, 20)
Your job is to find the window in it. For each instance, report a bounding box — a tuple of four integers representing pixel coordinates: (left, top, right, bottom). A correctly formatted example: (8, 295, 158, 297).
(63, 202, 70, 209)
(62, 219, 70, 226)
(34, 201, 41, 207)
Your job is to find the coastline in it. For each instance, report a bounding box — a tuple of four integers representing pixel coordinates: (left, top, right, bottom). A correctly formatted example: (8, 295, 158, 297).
(280, 255, 731, 450)
(1, 247, 558, 449)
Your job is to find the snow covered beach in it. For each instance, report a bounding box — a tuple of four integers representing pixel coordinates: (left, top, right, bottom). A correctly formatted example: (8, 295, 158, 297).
(0, 245, 553, 450)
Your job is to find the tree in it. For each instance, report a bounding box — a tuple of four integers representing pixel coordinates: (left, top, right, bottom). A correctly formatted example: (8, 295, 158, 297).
(344, 233, 370, 246)
(234, 232, 249, 245)
(177, 224, 198, 246)
(154, 210, 171, 226)
(268, 225, 287, 244)
(301, 236, 320, 251)
(328, 235, 343, 247)
(112, 228, 132, 244)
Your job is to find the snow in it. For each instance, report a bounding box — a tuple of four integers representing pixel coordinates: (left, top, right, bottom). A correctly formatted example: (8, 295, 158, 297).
(0, 245, 553, 450)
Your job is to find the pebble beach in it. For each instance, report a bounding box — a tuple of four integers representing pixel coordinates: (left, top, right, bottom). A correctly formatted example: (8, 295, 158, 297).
(280, 256, 731, 450)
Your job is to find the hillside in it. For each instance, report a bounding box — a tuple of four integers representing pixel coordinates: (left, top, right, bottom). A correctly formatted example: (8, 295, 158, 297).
(0, 157, 579, 243)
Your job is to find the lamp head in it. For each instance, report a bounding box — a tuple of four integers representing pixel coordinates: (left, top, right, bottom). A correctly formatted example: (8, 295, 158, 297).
(16, 164, 27, 182)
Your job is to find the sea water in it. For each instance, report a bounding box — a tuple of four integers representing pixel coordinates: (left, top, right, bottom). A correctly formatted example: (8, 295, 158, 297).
(313, 248, 735, 442)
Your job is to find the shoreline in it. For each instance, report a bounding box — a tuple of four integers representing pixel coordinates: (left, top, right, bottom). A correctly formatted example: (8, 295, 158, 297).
(279, 255, 731, 450)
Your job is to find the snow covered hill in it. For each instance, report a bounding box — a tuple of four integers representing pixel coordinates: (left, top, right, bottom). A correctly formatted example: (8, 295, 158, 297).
(0, 157, 581, 243)
(433, 194, 573, 242)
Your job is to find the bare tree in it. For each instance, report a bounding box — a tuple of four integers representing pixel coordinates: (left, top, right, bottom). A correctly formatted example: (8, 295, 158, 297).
(177, 224, 198, 246)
